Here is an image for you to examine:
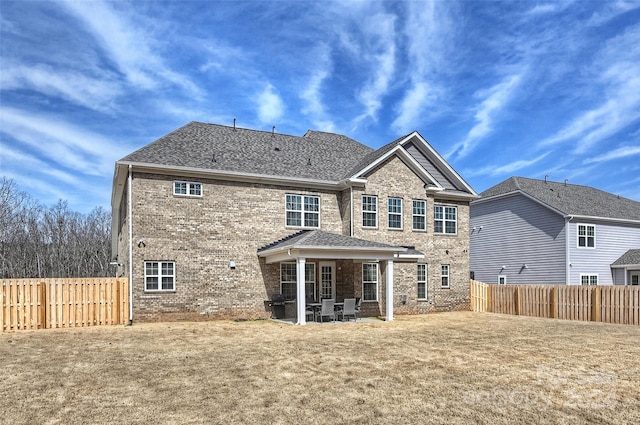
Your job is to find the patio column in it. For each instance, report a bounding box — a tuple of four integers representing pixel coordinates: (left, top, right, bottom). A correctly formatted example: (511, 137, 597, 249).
(386, 260, 394, 321)
(296, 257, 306, 325)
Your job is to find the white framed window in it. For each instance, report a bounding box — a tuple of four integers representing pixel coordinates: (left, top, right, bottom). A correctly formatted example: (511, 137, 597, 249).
(498, 275, 507, 285)
(145, 261, 175, 291)
(388, 197, 402, 229)
(362, 263, 378, 301)
(362, 195, 378, 228)
(434, 205, 457, 234)
(417, 264, 427, 299)
(580, 274, 598, 286)
(412, 200, 426, 231)
(173, 181, 202, 197)
(280, 263, 316, 301)
(577, 224, 596, 248)
(441, 264, 450, 288)
(285, 194, 320, 228)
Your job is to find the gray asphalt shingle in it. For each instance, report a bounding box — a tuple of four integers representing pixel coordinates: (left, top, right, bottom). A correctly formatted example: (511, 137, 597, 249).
(612, 249, 640, 266)
(479, 176, 640, 222)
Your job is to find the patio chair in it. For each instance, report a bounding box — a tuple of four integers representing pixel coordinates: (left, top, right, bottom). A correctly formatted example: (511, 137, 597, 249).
(354, 297, 361, 315)
(316, 298, 335, 323)
(338, 298, 357, 321)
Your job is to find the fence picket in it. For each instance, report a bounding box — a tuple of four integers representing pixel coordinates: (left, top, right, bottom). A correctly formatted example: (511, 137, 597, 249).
(470, 281, 640, 326)
(0, 278, 129, 332)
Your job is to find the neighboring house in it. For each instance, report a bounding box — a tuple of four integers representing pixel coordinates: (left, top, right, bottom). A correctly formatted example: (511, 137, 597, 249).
(470, 176, 640, 286)
(111, 122, 477, 324)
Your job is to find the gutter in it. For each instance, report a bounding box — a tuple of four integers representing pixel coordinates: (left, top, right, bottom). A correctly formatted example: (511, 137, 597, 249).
(565, 215, 572, 285)
(128, 164, 133, 324)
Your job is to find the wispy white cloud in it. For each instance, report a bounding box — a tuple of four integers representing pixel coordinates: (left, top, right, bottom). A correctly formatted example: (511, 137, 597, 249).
(527, 3, 560, 15)
(257, 84, 285, 124)
(300, 45, 335, 132)
(465, 152, 549, 178)
(448, 74, 522, 159)
(59, 0, 200, 96)
(583, 145, 640, 164)
(0, 63, 121, 113)
(0, 107, 127, 176)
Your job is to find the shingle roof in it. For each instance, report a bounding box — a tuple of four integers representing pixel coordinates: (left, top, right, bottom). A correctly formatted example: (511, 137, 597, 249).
(479, 176, 640, 222)
(612, 249, 640, 266)
(257, 230, 405, 253)
(120, 122, 374, 181)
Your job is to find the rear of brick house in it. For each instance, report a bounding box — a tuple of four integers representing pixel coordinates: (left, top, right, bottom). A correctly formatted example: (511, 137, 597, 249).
(111, 122, 478, 323)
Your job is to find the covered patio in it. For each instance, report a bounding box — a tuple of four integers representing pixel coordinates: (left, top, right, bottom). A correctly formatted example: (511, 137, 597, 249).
(258, 230, 423, 325)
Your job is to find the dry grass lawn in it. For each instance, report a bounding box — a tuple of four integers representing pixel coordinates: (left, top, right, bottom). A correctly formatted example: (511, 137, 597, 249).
(1, 312, 639, 424)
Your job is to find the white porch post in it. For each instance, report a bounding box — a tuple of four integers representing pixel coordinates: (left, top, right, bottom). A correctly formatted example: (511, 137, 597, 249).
(386, 260, 394, 321)
(296, 257, 307, 325)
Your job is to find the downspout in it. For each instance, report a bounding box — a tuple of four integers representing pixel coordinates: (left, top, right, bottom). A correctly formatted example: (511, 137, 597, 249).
(128, 164, 133, 324)
(350, 186, 354, 236)
(565, 215, 572, 285)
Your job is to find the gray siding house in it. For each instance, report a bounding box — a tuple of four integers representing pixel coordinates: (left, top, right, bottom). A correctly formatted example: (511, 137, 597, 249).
(470, 177, 640, 286)
(111, 122, 477, 324)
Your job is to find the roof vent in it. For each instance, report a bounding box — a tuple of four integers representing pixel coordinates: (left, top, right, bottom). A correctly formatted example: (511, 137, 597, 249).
(212, 153, 217, 162)
(272, 125, 275, 137)
(564, 179, 568, 186)
(544, 175, 548, 183)
(307, 158, 311, 166)
(233, 118, 236, 131)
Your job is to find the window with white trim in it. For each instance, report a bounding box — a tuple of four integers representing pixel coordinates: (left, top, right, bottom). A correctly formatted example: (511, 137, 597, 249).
(441, 264, 450, 288)
(285, 194, 320, 228)
(388, 197, 402, 229)
(173, 181, 202, 197)
(577, 224, 595, 248)
(417, 264, 427, 299)
(498, 275, 507, 285)
(434, 205, 457, 234)
(362, 195, 378, 228)
(145, 261, 175, 291)
(412, 200, 426, 231)
(280, 263, 316, 301)
(580, 274, 598, 286)
(362, 263, 378, 301)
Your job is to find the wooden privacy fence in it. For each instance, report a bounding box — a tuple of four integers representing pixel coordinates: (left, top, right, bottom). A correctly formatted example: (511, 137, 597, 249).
(1, 278, 129, 332)
(470, 280, 640, 325)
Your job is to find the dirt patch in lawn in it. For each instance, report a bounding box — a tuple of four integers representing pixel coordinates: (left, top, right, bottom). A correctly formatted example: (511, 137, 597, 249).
(1, 312, 639, 424)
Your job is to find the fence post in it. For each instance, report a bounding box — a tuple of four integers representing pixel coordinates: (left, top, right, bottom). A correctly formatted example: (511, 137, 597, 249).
(592, 287, 600, 322)
(0, 281, 4, 332)
(38, 282, 46, 329)
(549, 286, 557, 319)
(515, 286, 521, 316)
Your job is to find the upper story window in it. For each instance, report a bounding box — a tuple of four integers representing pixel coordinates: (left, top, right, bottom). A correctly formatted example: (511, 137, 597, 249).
(577, 224, 595, 248)
(145, 261, 175, 291)
(434, 205, 457, 234)
(362, 195, 378, 228)
(286, 194, 319, 228)
(412, 200, 426, 231)
(388, 197, 402, 229)
(174, 181, 202, 197)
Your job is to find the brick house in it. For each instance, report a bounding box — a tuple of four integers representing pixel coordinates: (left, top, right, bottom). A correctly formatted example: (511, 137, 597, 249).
(111, 122, 477, 323)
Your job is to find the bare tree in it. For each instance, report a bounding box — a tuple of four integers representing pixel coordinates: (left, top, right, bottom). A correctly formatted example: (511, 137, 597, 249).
(0, 177, 112, 278)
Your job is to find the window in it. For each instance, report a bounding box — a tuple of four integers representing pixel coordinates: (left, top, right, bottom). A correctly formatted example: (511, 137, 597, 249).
(578, 224, 595, 248)
(417, 264, 427, 299)
(145, 261, 175, 291)
(286, 194, 319, 228)
(580, 274, 598, 286)
(434, 205, 457, 234)
(498, 275, 507, 285)
(388, 197, 402, 229)
(280, 263, 316, 301)
(362, 195, 378, 228)
(173, 181, 202, 197)
(441, 264, 450, 288)
(412, 200, 426, 231)
(362, 263, 378, 301)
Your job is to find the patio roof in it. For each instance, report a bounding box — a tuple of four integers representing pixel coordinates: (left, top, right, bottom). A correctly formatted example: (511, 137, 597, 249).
(257, 230, 417, 264)
(611, 249, 640, 268)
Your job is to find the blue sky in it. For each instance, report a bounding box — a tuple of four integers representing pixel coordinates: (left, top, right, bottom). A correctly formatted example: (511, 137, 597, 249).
(1, 0, 639, 213)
